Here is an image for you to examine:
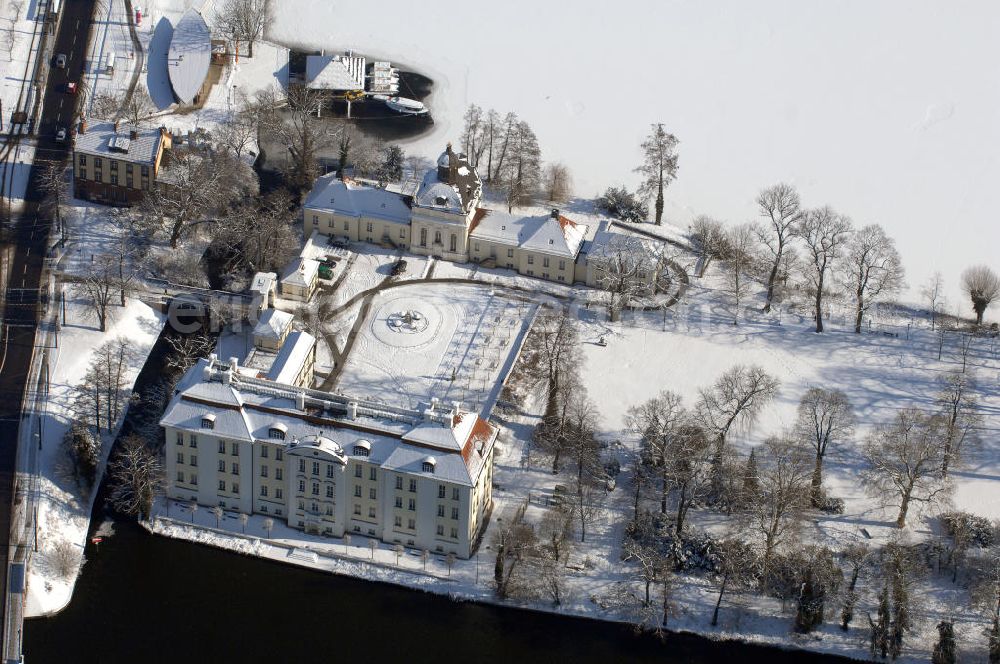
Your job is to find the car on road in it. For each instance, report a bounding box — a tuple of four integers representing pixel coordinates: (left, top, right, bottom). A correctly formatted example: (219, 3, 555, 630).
(54, 127, 67, 142)
(54, 53, 67, 68)
(64, 81, 77, 94)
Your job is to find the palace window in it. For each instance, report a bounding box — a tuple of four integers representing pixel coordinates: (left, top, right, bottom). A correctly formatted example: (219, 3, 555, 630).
(261, 466, 268, 478)
(369, 488, 376, 500)
(438, 485, 446, 499)
(396, 476, 403, 490)
(409, 479, 417, 493)
(326, 486, 334, 498)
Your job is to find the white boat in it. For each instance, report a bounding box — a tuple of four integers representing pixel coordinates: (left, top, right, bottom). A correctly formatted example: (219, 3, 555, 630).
(385, 96, 428, 115)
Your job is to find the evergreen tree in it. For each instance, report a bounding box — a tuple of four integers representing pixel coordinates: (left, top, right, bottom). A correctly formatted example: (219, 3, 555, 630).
(740, 448, 760, 502)
(931, 621, 956, 664)
(635, 123, 680, 225)
(375, 145, 405, 186)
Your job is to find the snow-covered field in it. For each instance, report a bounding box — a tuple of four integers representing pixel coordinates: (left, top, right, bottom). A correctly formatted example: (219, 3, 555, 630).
(265, 0, 999, 312)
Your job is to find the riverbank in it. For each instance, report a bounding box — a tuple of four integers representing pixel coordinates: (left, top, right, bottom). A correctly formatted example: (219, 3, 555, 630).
(144, 498, 863, 663)
(26, 516, 853, 664)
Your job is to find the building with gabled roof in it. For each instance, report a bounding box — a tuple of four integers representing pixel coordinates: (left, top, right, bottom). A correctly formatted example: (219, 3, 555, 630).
(305, 53, 366, 92)
(161, 356, 497, 557)
(301, 142, 604, 285)
(72, 121, 172, 205)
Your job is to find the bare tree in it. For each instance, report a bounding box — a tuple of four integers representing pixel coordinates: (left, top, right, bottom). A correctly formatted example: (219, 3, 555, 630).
(9, 0, 24, 22)
(936, 371, 980, 477)
(522, 306, 579, 415)
(756, 183, 803, 312)
(537, 554, 568, 607)
(216, 189, 298, 274)
(624, 539, 667, 608)
(689, 215, 729, 277)
(137, 149, 256, 248)
(840, 224, 905, 333)
(445, 551, 456, 576)
(215, 0, 271, 58)
(492, 520, 537, 599)
(592, 233, 655, 322)
(696, 365, 780, 455)
(267, 85, 333, 193)
(538, 509, 574, 564)
(460, 104, 486, 167)
(38, 162, 70, 239)
(627, 393, 713, 536)
(635, 123, 680, 225)
(570, 477, 605, 543)
(542, 162, 572, 203)
(211, 505, 224, 528)
(744, 437, 812, 579)
(710, 538, 759, 626)
(922, 272, 946, 331)
(77, 254, 120, 332)
(393, 542, 404, 565)
(121, 86, 155, 127)
(164, 332, 216, 376)
(108, 435, 164, 520)
(863, 409, 951, 527)
(839, 542, 871, 631)
(48, 540, 85, 580)
(795, 207, 853, 332)
(794, 387, 854, 506)
(627, 390, 685, 516)
(970, 551, 1000, 663)
(723, 223, 757, 325)
(961, 265, 1000, 325)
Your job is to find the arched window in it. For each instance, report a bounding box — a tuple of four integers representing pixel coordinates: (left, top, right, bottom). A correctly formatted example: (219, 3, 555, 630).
(200, 413, 216, 430)
(268, 422, 287, 440)
(352, 440, 371, 457)
(421, 456, 436, 474)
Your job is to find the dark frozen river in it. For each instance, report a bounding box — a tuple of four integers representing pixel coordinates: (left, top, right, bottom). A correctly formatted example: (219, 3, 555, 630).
(23, 517, 851, 664)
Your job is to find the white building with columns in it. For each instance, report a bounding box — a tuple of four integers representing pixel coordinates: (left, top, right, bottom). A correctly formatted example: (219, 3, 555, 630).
(161, 356, 497, 558)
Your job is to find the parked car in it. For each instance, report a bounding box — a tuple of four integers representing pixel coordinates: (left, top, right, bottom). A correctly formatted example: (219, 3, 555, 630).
(390, 259, 407, 276)
(54, 53, 67, 68)
(54, 126, 67, 142)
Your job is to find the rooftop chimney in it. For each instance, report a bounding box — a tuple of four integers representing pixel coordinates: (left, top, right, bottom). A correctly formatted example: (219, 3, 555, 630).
(79, 119, 87, 134)
(113, 119, 120, 133)
(129, 129, 138, 140)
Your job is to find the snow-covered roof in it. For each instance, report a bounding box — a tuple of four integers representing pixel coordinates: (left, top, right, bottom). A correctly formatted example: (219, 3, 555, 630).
(168, 9, 212, 105)
(304, 173, 411, 224)
(305, 54, 365, 91)
(160, 358, 498, 486)
(249, 272, 277, 296)
(253, 308, 293, 340)
(267, 330, 315, 384)
(74, 122, 166, 164)
(280, 257, 320, 288)
(470, 208, 588, 258)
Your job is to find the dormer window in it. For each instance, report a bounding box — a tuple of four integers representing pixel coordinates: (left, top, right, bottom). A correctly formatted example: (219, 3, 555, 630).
(200, 413, 216, 430)
(268, 422, 288, 440)
(353, 440, 371, 457)
(421, 456, 436, 474)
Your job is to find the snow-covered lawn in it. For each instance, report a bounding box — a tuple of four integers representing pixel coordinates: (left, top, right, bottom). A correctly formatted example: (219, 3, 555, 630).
(334, 282, 534, 416)
(26, 296, 163, 617)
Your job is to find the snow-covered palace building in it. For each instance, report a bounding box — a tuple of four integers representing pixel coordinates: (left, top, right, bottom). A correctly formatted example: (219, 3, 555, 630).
(303, 144, 591, 284)
(161, 356, 497, 558)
